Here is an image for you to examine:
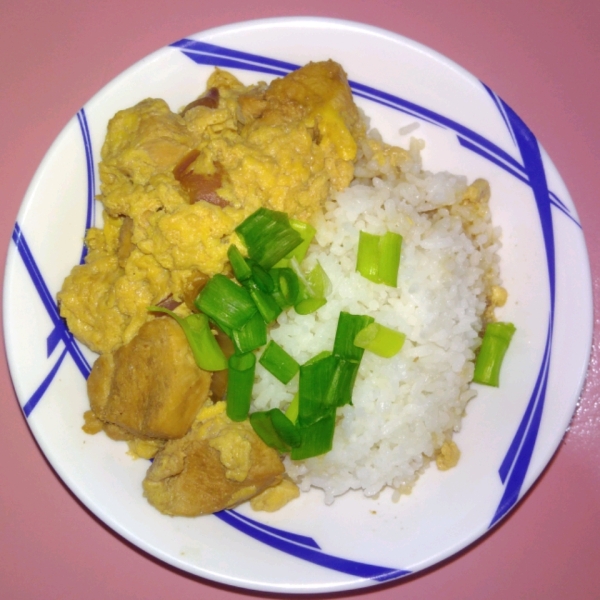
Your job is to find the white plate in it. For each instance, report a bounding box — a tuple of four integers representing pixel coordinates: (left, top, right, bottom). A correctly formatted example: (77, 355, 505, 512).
(3, 17, 593, 594)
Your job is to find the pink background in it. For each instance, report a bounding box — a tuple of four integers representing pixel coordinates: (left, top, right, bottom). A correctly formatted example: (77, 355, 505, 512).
(1, 1, 599, 598)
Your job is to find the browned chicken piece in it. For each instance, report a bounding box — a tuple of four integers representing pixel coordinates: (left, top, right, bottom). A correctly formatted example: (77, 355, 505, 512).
(87, 317, 212, 440)
(143, 402, 285, 516)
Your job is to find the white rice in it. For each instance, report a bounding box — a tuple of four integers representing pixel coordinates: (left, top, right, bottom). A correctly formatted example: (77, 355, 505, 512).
(251, 137, 501, 504)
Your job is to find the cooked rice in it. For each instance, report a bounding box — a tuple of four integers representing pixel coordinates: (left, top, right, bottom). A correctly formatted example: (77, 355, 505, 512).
(251, 134, 502, 504)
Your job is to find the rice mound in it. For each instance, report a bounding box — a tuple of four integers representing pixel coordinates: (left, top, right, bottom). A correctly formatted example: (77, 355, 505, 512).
(251, 136, 502, 504)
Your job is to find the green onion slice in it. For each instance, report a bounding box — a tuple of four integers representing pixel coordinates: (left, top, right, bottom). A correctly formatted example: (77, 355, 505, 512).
(290, 410, 336, 460)
(259, 341, 300, 384)
(378, 231, 403, 287)
(194, 274, 256, 331)
(235, 208, 303, 270)
(232, 311, 267, 354)
(473, 322, 516, 387)
(270, 268, 300, 308)
(328, 358, 360, 407)
(356, 231, 380, 283)
(333, 312, 375, 362)
(273, 219, 317, 268)
(354, 322, 406, 358)
(249, 409, 301, 452)
(298, 353, 338, 426)
(285, 393, 299, 424)
(227, 245, 251, 281)
(246, 281, 282, 324)
(227, 352, 256, 422)
(356, 230, 403, 287)
(294, 297, 327, 315)
(147, 307, 227, 371)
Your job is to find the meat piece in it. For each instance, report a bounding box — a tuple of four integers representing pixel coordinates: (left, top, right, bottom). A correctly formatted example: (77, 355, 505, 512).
(87, 317, 212, 439)
(143, 402, 284, 516)
(173, 150, 228, 207)
(181, 87, 220, 114)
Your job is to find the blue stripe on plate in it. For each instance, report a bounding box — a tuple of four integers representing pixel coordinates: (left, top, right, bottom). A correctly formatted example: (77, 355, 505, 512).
(11, 223, 91, 416)
(488, 95, 556, 525)
(76, 108, 96, 264)
(215, 509, 410, 582)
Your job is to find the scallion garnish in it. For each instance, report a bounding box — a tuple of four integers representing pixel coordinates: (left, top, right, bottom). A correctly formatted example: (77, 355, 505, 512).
(147, 307, 227, 371)
(270, 268, 300, 308)
(235, 208, 303, 270)
(247, 259, 275, 293)
(291, 259, 329, 314)
(285, 393, 299, 424)
(333, 312, 375, 361)
(356, 230, 403, 287)
(294, 297, 327, 315)
(259, 341, 300, 384)
(356, 231, 380, 283)
(290, 410, 336, 460)
(249, 409, 301, 452)
(232, 311, 267, 354)
(354, 322, 406, 358)
(473, 322, 516, 387)
(195, 274, 256, 331)
(246, 281, 282, 324)
(298, 353, 338, 425)
(227, 245, 251, 281)
(227, 352, 256, 421)
(273, 219, 317, 268)
(378, 231, 403, 287)
(328, 358, 360, 407)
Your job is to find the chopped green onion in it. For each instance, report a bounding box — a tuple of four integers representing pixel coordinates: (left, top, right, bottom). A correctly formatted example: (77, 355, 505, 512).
(378, 231, 403, 287)
(147, 307, 227, 371)
(473, 322, 516, 387)
(249, 409, 301, 452)
(269, 409, 302, 448)
(295, 297, 327, 315)
(285, 393, 299, 424)
(298, 353, 338, 426)
(306, 261, 331, 298)
(304, 350, 332, 365)
(246, 280, 282, 324)
(356, 230, 403, 287)
(270, 268, 300, 308)
(259, 341, 300, 384)
(232, 311, 267, 354)
(356, 231, 380, 283)
(291, 259, 329, 314)
(333, 312, 375, 361)
(273, 219, 317, 268)
(290, 409, 336, 460)
(249, 411, 290, 453)
(195, 274, 256, 331)
(247, 259, 275, 293)
(354, 322, 406, 358)
(227, 245, 251, 281)
(235, 208, 303, 270)
(227, 352, 256, 421)
(328, 358, 360, 407)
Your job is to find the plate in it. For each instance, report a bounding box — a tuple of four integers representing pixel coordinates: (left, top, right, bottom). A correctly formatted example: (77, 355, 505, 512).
(3, 17, 593, 594)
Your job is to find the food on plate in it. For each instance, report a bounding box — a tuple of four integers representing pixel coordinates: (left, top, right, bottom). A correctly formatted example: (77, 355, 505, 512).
(57, 58, 510, 516)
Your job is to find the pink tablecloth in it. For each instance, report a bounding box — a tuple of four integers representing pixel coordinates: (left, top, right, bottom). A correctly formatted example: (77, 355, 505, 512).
(1, 1, 599, 598)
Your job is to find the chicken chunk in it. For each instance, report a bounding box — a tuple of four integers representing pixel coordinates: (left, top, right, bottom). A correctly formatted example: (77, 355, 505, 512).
(143, 402, 285, 516)
(87, 317, 211, 440)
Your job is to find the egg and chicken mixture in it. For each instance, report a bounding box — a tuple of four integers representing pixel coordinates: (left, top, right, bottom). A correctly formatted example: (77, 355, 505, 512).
(60, 61, 380, 515)
(59, 61, 365, 355)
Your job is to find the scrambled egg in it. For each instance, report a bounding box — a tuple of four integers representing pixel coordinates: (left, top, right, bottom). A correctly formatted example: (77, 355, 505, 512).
(58, 61, 364, 354)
